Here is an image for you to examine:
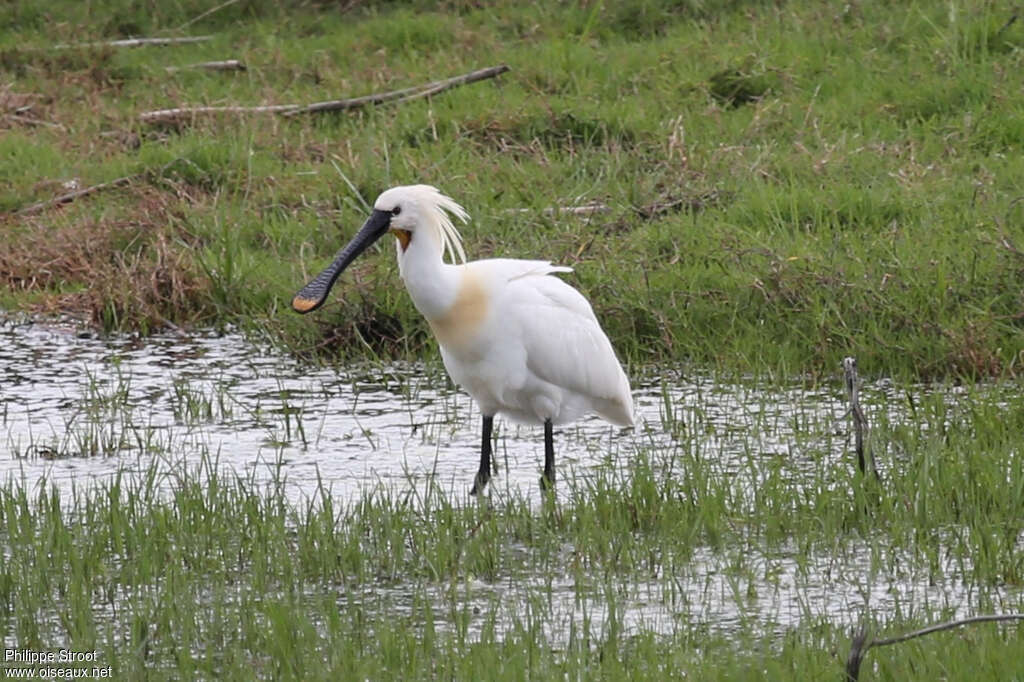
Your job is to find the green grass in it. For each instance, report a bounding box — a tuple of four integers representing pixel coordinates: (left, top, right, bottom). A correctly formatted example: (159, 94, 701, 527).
(3, 2, 1024, 678)
(1, 0, 1022, 378)
(2, 370, 1024, 679)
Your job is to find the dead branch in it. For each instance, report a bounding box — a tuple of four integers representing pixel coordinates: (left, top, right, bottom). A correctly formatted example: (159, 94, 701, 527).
(504, 202, 610, 216)
(549, 203, 609, 215)
(3, 113, 67, 131)
(139, 104, 300, 124)
(165, 59, 246, 73)
(282, 64, 510, 116)
(998, 234, 1024, 259)
(845, 614, 1024, 681)
(842, 357, 878, 479)
(140, 65, 509, 124)
(845, 625, 871, 682)
(504, 192, 724, 220)
(54, 36, 212, 49)
(15, 175, 137, 217)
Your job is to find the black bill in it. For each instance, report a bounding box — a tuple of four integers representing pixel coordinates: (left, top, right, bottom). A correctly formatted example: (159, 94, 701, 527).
(292, 209, 392, 314)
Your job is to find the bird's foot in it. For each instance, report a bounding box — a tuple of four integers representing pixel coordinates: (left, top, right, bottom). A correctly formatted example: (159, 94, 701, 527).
(470, 471, 490, 496)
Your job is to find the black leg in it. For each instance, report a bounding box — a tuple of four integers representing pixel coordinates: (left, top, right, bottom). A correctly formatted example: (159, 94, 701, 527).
(470, 414, 494, 495)
(541, 418, 555, 490)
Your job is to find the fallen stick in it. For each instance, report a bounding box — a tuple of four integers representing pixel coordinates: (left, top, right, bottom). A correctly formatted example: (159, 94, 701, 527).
(54, 36, 213, 49)
(165, 59, 246, 73)
(504, 202, 610, 216)
(139, 65, 509, 124)
(842, 356, 878, 479)
(139, 103, 300, 124)
(15, 175, 137, 216)
(845, 614, 1024, 681)
(282, 64, 509, 116)
(3, 113, 67, 131)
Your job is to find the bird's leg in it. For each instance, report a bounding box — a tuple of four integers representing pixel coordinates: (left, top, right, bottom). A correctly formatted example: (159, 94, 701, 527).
(470, 414, 494, 495)
(540, 418, 555, 491)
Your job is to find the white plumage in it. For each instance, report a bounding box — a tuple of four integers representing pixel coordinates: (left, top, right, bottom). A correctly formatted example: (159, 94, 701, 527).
(436, 258, 633, 426)
(293, 184, 634, 492)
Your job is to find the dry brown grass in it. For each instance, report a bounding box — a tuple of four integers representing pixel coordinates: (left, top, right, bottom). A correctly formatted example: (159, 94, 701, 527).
(1, 192, 213, 330)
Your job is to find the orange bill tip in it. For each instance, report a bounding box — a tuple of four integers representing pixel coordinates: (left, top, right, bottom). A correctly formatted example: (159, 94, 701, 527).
(291, 296, 319, 313)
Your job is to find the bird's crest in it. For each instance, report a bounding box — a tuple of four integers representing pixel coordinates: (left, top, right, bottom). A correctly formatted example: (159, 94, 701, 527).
(425, 186, 469, 265)
(379, 184, 469, 264)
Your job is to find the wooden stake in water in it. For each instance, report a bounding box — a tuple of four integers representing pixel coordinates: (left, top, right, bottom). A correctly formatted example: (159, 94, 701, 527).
(842, 357, 878, 479)
(845, 614, 1024, 681)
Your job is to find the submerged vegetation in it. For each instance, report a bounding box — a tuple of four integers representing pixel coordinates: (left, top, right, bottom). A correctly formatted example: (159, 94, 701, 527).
(1, 0, 1022, 378)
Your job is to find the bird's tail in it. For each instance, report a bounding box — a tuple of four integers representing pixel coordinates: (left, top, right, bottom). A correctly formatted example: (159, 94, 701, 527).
(595, 394, 635, 428)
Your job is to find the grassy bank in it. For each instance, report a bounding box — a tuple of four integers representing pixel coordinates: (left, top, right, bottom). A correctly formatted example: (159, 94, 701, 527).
(1, 0, 1022, 378)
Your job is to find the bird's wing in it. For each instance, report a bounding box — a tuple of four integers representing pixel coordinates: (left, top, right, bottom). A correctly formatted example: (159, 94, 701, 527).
(470, 258, 598, 318)
(471, 258, 573, 283)
(499, 267, 633, 424)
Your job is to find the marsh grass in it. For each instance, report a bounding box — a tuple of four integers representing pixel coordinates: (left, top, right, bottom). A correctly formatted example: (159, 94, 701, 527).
(4, 1, 1024, 677)
(2, 365, 1024, 679)
(1, 0, 1023, 377)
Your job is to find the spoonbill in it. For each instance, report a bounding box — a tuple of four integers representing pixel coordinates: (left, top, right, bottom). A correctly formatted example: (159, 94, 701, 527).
(292, 185, 634, 493)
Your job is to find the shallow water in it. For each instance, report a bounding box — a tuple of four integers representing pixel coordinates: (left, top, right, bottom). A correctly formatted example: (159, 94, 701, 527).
(1, 318, 858, 506)
(1, 319, 1020, 645)
(388, 538, 1006, 645)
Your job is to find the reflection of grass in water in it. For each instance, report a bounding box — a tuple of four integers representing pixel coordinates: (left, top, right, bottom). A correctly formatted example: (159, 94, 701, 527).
(1, 376, 1023, 678)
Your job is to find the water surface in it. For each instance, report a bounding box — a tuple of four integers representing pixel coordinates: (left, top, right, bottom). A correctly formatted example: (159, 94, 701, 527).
(1, 319, 1020, 645)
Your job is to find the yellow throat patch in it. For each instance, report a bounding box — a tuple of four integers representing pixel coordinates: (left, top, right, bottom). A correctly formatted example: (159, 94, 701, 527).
(392, 228, 412, 251)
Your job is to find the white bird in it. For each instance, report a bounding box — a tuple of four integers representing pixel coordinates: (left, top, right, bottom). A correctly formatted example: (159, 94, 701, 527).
(293, 185, 634, 493)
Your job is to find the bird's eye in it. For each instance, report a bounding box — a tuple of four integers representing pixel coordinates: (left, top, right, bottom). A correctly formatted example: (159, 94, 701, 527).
(391, 206, 402, 216)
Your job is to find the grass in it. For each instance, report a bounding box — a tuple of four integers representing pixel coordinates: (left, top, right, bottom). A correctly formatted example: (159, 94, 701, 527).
(1, 0, 1022, 378)
(1, 331, 1024, 679)
(2, 376, 1024, 680)
(3, 1, 1024, 679)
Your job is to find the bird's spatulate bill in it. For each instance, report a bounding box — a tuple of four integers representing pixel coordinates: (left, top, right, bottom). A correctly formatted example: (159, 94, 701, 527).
(291, 210, 392, 314)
